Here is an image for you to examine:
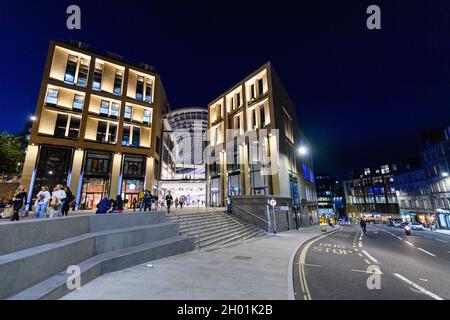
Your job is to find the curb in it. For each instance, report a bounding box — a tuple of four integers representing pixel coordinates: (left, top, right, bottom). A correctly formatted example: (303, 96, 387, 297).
(287, 225, 343, 300)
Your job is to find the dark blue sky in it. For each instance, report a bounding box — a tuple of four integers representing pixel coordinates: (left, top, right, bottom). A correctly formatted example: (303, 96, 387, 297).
(1, 0, 449, 177)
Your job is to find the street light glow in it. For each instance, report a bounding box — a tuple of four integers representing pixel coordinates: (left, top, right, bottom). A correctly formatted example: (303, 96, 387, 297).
(298, 146, 308, 156)
(30, 115, 37, 121)
(442, 172, 449, 177)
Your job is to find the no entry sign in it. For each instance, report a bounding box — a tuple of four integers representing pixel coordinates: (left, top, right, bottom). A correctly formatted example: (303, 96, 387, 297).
(269, 199, 277, 207)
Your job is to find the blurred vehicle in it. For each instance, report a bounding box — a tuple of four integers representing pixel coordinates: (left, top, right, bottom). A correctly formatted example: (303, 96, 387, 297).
(393, 221, 403, 228)
(405, 224, 411, 235)
(410, 222, 425, 231)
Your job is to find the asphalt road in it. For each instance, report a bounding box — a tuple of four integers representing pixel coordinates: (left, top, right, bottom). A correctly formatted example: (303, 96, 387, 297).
(293, 224, 450, 300)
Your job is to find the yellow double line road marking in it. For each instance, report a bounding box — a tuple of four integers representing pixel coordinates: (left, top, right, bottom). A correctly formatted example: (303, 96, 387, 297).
(298, 227, 342, 300)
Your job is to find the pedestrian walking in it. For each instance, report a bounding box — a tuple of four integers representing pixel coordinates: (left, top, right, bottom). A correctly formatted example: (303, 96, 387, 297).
(34, 186, 51, 219)
(179, 195, 185, 209)
(165, 191, 173, 214)
(175, 197, 179, 209)
(11, 185, 27, 221)
(132, 197, 137, 212)
(62, 186, 74, 216)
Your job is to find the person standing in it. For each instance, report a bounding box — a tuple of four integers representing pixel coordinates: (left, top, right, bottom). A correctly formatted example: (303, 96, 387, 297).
(11, 185, 27, 221)
(165, 191, 173, 214)
(179, 195, 185, 209)
(143, 191, 152, 211)
(175, 197, 179, 209)
(96, 196, 111, 214)
(62, 186, 74, 216)
(34, 186, 51, 219)
(110, 195, 124, 213)
(49, 185, 66, 218)
(132, 197, 137, 212)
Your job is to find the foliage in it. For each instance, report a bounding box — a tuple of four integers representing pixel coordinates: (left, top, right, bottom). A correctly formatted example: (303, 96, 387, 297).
(0, 132, 25, 174)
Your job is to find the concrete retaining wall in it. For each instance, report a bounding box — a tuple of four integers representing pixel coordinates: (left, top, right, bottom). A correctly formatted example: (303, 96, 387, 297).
(231, 196, 295, 233)
(0, 212, 166, 256)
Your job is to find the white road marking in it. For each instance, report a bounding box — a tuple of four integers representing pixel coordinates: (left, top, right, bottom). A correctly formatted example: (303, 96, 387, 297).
(358, 241, 362, 248)
(362, 250, 378, 264)
(418, 248, 436, 257)
(435, 239, 448, 244)
(419, 278, 428, 282)
(393, 273, 443, 300)
(404, 241, 414, 247)
(395, 236, 403, 240)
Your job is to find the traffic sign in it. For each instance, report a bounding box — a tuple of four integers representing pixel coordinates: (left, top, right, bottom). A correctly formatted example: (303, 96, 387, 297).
(269, 199, 277, 207)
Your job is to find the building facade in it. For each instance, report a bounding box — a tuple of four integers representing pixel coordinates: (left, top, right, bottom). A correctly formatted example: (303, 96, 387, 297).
(316, 173, 335, 215)
(21, 40, 169, 210)
(393, 164, 434, 225)
(206, 62, 318, 221)
(343, 164, 400, 220)
(420, 125, 450, 228)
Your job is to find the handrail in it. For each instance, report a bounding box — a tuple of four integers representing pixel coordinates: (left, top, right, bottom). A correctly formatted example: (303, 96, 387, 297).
(171, 213, 203, 249)
(233, 205, 269, 231)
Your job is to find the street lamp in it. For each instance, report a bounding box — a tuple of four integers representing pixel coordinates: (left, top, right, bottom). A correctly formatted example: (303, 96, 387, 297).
(298, 145, 308, 156)
(30, 115, 37, 121)
(442, 172, 449, 177)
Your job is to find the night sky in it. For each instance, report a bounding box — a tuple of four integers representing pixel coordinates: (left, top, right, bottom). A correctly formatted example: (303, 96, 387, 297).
(1, 0, 449, 178)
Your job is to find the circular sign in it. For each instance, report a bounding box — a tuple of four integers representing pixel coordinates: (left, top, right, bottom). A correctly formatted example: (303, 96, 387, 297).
(269, 199, 277, 207)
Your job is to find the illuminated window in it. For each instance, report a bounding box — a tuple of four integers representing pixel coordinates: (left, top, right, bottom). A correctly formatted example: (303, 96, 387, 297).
(143, 109, 152, 125)
(136, 76, 144, 100)
(64, 55, 78, 84)
(73, 94, 84, 111)
(122, 125, 131, 146)
(46, 88, 59, 105)
(77, 59, 89, 87)
(100, 100, 110, 116)
(92, 63, 103, 91)
(125, 105, 133, 121)
(145, 79, 153, 103)
(113, 70, 123, 96)
(132, 127, 140, 147)
(110, 102, 120, 118)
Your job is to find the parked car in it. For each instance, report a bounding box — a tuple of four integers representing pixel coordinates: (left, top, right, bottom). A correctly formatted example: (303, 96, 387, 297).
(410, 222, 425, 231)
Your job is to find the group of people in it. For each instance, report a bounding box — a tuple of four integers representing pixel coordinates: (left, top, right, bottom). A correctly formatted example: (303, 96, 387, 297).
(0, 184, 75, 221)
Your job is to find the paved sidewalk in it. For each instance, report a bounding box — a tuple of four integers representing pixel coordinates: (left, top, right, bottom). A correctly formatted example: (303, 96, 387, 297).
(63, 225, 338, 300)
(435, 229, 450, 236)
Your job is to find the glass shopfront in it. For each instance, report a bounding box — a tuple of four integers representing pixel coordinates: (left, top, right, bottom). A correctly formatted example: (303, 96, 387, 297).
(34, 146, 73, 196)
(121, 154, 146, 208)
(80, 150, 112, 210)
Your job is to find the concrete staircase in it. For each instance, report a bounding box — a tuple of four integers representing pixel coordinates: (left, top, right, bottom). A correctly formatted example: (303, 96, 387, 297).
(166, 210, 267, 249)
(0, 213, 194, 300)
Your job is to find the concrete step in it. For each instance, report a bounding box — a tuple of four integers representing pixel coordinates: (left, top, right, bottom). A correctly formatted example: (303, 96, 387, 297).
(0, 222, 179, 299)
(178, 219, 244, 234)
(172, 217, 237, 230)
(178, 220, 251, 235)
(9, 236, 194, 300)
(169, 212, 266, 249)
(166, 214, 226, 224)
(199, 224, 258, 248)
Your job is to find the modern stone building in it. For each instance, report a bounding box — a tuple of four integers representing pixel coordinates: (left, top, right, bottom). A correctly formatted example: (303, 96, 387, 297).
(206, 62, 318, 224)
(21, 40, 169, 210)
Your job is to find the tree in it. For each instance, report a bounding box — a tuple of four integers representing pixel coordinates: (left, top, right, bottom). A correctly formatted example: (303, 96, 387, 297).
(0, 132, 25, 174)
